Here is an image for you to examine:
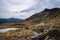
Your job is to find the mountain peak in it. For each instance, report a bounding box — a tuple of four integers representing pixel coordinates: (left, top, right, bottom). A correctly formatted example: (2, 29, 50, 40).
(44, 8, 60, 11)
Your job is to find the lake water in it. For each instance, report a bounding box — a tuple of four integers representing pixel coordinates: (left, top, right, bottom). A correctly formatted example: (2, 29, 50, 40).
(0, 28, 19, 33)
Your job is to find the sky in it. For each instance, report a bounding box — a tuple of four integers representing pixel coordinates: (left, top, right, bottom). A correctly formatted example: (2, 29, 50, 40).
(0, 0, 60, 19)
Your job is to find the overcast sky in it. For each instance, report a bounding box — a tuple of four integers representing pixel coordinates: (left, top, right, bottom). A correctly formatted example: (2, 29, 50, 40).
(0, 0, 60, 19)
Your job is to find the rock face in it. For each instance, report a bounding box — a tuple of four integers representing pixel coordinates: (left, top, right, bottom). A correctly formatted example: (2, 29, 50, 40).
(45, 29, 60, 40)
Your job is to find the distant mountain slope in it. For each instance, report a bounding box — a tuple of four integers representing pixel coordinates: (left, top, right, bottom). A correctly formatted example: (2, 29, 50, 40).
(0, 18, 23, 24)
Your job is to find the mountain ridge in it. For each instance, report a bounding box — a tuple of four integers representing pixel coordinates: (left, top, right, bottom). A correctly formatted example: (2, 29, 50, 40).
(0, 18, 23, 24)
(25, 8, 60, 25)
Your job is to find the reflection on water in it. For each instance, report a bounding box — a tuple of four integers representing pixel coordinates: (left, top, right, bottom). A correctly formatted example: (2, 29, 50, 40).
(0, 28, 19, 33)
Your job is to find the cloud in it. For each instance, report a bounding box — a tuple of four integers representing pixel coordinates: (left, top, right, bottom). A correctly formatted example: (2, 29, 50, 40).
(20, 0, 60, 13)
(0, 0, 37, 11)
(0, 0, 37, 19)
(0, 0, 60, 19)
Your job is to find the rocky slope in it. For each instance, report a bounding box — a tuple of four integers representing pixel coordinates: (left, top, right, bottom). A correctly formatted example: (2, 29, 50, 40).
(26, 8, 60, 25)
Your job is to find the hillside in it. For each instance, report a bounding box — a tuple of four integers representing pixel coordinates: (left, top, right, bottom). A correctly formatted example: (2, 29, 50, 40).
(26, 8, 60, 25)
